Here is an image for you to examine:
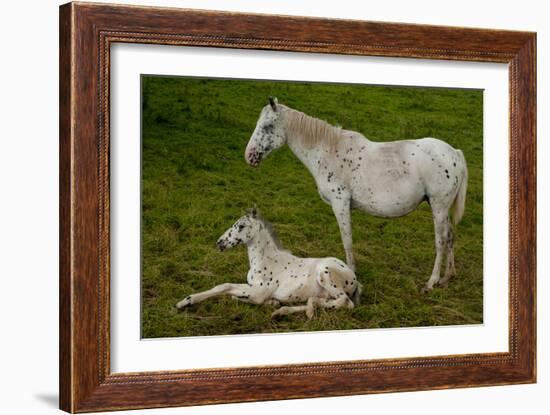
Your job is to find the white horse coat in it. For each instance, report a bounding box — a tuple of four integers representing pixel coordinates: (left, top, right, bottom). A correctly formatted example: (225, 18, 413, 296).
(245, 98, 468, 293)
(176, 209, 361, 318)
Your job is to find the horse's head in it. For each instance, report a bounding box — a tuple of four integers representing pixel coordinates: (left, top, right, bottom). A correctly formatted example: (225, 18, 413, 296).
(216, 207, 261, 251)
(245, 97, 286, 167)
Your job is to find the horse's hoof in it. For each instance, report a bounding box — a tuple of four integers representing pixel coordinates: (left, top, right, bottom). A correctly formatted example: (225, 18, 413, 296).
(420, 286, 432, 295)
(436, 280, 449, 289)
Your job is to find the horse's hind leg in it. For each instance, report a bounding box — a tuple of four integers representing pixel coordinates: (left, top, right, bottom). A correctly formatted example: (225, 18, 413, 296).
(438, 224, 456, 288)
(421, 206, 449, 294)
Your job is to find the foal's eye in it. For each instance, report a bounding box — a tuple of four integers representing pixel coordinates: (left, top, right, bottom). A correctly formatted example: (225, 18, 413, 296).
(238, 224, 245, 231)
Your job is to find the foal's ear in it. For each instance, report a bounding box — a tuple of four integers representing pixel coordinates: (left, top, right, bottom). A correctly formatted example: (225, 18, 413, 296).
(250, 205, 258, 218)
(268, 96, 278, 111)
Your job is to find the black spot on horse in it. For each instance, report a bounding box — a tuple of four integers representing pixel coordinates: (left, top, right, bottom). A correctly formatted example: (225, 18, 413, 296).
(261, 124, 275, 136)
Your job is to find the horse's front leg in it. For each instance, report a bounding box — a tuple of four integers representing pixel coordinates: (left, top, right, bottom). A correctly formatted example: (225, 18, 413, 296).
(331, 196, 355, 271)
(176, 283, 269, 309)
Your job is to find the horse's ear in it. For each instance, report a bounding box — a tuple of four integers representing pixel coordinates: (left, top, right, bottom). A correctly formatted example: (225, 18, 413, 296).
(268, 96, 278, 111)
(251, 205, 258, 218)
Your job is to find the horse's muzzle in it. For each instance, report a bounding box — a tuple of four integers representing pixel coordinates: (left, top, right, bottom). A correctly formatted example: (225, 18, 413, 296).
(245, 148, 262, 167)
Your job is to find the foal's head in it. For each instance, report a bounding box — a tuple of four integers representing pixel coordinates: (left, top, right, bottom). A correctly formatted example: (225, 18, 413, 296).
(216, 208, 261, 251)
(245, 97, 286, 167)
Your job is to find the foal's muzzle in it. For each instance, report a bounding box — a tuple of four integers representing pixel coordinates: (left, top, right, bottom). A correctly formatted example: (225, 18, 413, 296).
(216, 239, 226, 251)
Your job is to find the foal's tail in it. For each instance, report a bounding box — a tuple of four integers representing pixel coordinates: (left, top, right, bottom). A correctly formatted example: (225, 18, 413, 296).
(451, 149, 468, 225)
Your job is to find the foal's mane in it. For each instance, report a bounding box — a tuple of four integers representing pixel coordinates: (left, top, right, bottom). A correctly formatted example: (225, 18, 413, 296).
(251, 211, 286, 251)
(283, 105, 344, 152)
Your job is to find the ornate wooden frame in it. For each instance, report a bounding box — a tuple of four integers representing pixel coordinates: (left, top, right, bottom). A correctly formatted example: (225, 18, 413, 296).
(59, 2, 536, 412)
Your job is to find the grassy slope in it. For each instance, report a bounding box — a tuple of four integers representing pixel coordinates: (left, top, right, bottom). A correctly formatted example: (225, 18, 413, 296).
(141, 76, 483, 338)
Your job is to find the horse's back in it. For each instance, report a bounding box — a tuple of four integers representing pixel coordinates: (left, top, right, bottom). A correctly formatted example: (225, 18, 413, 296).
(348, 136, 465, 216)
(416, 137, 460, 156)
(349, 139, 427, 216)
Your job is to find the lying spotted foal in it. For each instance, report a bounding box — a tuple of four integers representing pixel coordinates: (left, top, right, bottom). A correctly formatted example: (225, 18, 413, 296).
(176, 208, 362, 319)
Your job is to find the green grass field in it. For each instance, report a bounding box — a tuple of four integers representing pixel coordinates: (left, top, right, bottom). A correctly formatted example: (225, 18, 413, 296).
(141, 76, 483, 338)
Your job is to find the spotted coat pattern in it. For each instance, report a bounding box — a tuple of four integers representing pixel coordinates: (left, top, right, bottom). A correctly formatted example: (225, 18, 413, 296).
(245, 99, 468, 293)
(176, 209, 361, 319)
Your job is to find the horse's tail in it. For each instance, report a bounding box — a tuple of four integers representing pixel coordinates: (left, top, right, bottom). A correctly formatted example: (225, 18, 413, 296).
(351, 282, 363, 306)
(451, 149, 468, 225)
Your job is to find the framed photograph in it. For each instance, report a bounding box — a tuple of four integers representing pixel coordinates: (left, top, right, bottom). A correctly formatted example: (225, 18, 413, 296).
(59, 2, 536, 412)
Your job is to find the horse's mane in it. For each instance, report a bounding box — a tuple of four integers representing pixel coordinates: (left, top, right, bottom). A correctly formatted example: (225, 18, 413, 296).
(283, 106, 344, 152)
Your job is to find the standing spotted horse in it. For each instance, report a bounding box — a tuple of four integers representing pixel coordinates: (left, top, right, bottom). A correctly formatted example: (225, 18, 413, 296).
(245, 97, 468, 293)
(176, 208, 361, 318)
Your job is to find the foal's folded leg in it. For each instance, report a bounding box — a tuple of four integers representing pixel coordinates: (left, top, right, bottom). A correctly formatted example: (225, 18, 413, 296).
(271, 297, 323, 319)
(271, 294, 354, 319)
(313, 294, 354, 311)
(271, 304, 310, 319)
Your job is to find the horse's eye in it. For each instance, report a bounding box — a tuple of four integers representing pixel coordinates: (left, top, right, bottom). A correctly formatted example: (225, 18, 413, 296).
(262, 124, 274, 134)
(238, 224, 245, 231)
